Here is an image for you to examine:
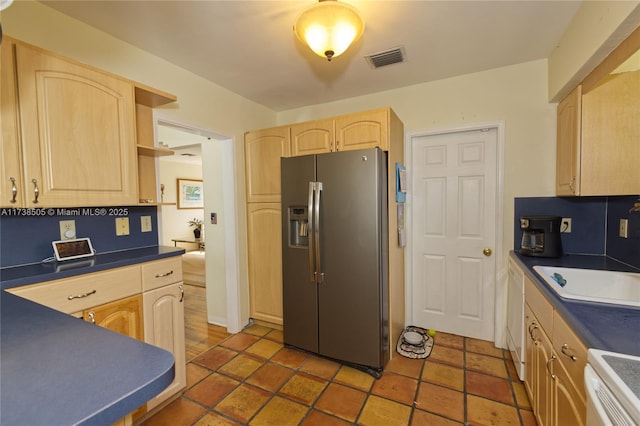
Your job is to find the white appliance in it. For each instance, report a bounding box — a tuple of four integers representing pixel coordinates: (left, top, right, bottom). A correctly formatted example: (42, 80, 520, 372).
(585, 349, 640, 425)
(506, 257, 525, 380)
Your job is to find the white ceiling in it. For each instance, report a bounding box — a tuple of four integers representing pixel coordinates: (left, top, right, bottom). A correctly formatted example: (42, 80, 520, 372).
(39, 0, 583, 112)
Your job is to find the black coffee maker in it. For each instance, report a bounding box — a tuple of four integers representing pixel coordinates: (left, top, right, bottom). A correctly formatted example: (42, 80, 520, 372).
(519, 215, 563, 258)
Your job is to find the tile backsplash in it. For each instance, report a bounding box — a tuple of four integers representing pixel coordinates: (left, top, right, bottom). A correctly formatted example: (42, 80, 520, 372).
(0, 206, 158, 268)
(514, 195, 640, 269)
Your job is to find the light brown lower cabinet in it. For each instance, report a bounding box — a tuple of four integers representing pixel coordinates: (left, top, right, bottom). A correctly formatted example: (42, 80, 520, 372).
(524, 277, 586, 426)
(7, 257, 186, 423)
(246, 202, 283, 325)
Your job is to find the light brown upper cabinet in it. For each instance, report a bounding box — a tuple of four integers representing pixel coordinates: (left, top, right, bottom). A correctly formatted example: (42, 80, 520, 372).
(290, 118, 335, 156)
(556, 86, 582, 196)
(289, 108, 397, 157)
(244, 125, 291, 203)
(556, 28, 640, 196)
(335, 108, 390, 151)
(6, 40, 138, 207)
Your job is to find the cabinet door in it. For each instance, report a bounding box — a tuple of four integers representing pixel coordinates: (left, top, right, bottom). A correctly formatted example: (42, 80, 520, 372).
(15, 43, 138, 207)
(556, 86, 581, 196)
(143, 283, 186, 411)
(291, 118, 334, 156)
(1, 37, 25, 208)
(581, 70, 640, 195)
(525, 304, 553, 426)
(552, 359, 586, 426)
(244, 126, 290, 203)
(84, 294, 143, 340)
(247, 203, 283, 324)
(335, 108, 388, 151)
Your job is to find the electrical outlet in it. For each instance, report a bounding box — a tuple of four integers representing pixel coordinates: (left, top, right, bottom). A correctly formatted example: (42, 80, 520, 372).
(619, 218, 629, 238)
(140, 216, 152, 233)
(59, 220, 76, 240)
(561, 218, 572, 233)
(115, 217, 130, 236)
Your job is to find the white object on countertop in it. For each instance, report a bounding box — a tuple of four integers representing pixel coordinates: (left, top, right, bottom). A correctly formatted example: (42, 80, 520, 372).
(532, 266, 640, 307)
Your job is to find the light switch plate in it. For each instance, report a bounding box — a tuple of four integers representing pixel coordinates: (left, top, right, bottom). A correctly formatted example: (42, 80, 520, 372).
(619, 218, 628, 238)
(115, 217, 130, 236)
(140, 216, 152, 232)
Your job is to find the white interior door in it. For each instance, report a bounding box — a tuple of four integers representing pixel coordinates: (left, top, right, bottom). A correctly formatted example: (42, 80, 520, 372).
(411, 128, 497, 341)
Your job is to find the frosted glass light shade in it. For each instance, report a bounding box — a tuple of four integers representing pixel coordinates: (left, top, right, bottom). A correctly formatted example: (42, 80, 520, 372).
(294, 1, 364, 61)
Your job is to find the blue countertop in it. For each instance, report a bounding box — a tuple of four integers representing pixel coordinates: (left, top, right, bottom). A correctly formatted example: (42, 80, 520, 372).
(0, 245, 185, 290)
(511, 251, 640, 356)
(0, 246, 185, 425)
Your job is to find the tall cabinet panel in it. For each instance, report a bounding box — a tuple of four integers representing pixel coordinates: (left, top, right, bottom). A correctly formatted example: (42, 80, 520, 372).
(247, 203, 284, 325)
(13, 43, 138, 207)
(245, 126, 290, 203)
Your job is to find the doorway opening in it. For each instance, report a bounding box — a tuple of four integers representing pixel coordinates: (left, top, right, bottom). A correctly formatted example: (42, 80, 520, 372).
(155, 116, 242, 359)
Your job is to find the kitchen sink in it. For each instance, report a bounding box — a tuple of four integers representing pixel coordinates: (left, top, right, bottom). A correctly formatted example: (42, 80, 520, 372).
(532, 266, 640, 308)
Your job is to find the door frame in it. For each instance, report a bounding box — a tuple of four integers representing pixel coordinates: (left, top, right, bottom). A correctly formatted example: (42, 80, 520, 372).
(405, 121, 506, 347)
(154, 114, 243, 334)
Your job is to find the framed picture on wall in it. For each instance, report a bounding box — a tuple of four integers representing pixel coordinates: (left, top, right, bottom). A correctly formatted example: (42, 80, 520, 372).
(177, 178, 203, 209)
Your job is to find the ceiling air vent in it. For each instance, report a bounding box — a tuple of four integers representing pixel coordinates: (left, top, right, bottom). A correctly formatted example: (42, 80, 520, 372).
(365, 46, 406, 69)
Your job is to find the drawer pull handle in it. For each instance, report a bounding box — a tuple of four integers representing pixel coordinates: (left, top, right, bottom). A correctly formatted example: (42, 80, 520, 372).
(67, 289, 97, 300)
(31, 179, 39, 204)
(528, 323, 538, 341)
(179, 284, 184, 303)
(9, 177, 17, 204)
(546, 354, 557, 380)
(87, 311, 95, 324)
(155, 270, 174, 278)
(561, 343, 577, 361)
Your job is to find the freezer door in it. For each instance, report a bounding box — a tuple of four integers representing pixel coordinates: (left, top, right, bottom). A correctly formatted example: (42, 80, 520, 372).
(316, 148, 388, 369)
(281, 155, 318, 353)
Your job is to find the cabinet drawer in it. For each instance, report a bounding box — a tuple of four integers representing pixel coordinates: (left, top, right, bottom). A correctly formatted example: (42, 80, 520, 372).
(142, 257, 182, 291)
(8, 266, 141, 314)
(524, 276, 553, 333)
(553, 311, 587, 400)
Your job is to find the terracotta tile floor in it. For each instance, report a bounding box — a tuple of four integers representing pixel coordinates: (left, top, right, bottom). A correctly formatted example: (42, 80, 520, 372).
(142, 325, 536, 425)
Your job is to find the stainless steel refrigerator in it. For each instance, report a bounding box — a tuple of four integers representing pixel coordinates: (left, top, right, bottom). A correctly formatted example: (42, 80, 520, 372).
(281, 147, 389, 376)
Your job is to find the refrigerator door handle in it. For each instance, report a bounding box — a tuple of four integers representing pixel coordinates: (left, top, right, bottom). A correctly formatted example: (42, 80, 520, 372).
(315, 182, 324, 283)
(308, 181, 316, 282)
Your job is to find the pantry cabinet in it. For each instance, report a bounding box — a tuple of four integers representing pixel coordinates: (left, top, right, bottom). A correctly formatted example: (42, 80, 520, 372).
(246, 203, 283, 325)
(244, 125, 290, 203)
(524, 276, 586, 426)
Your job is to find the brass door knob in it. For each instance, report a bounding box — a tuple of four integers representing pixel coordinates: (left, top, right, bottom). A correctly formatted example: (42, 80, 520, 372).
(483, 248, 492, 256)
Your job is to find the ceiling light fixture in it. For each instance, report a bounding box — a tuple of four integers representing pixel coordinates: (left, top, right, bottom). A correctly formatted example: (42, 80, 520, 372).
(294, 0, 365, 62)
